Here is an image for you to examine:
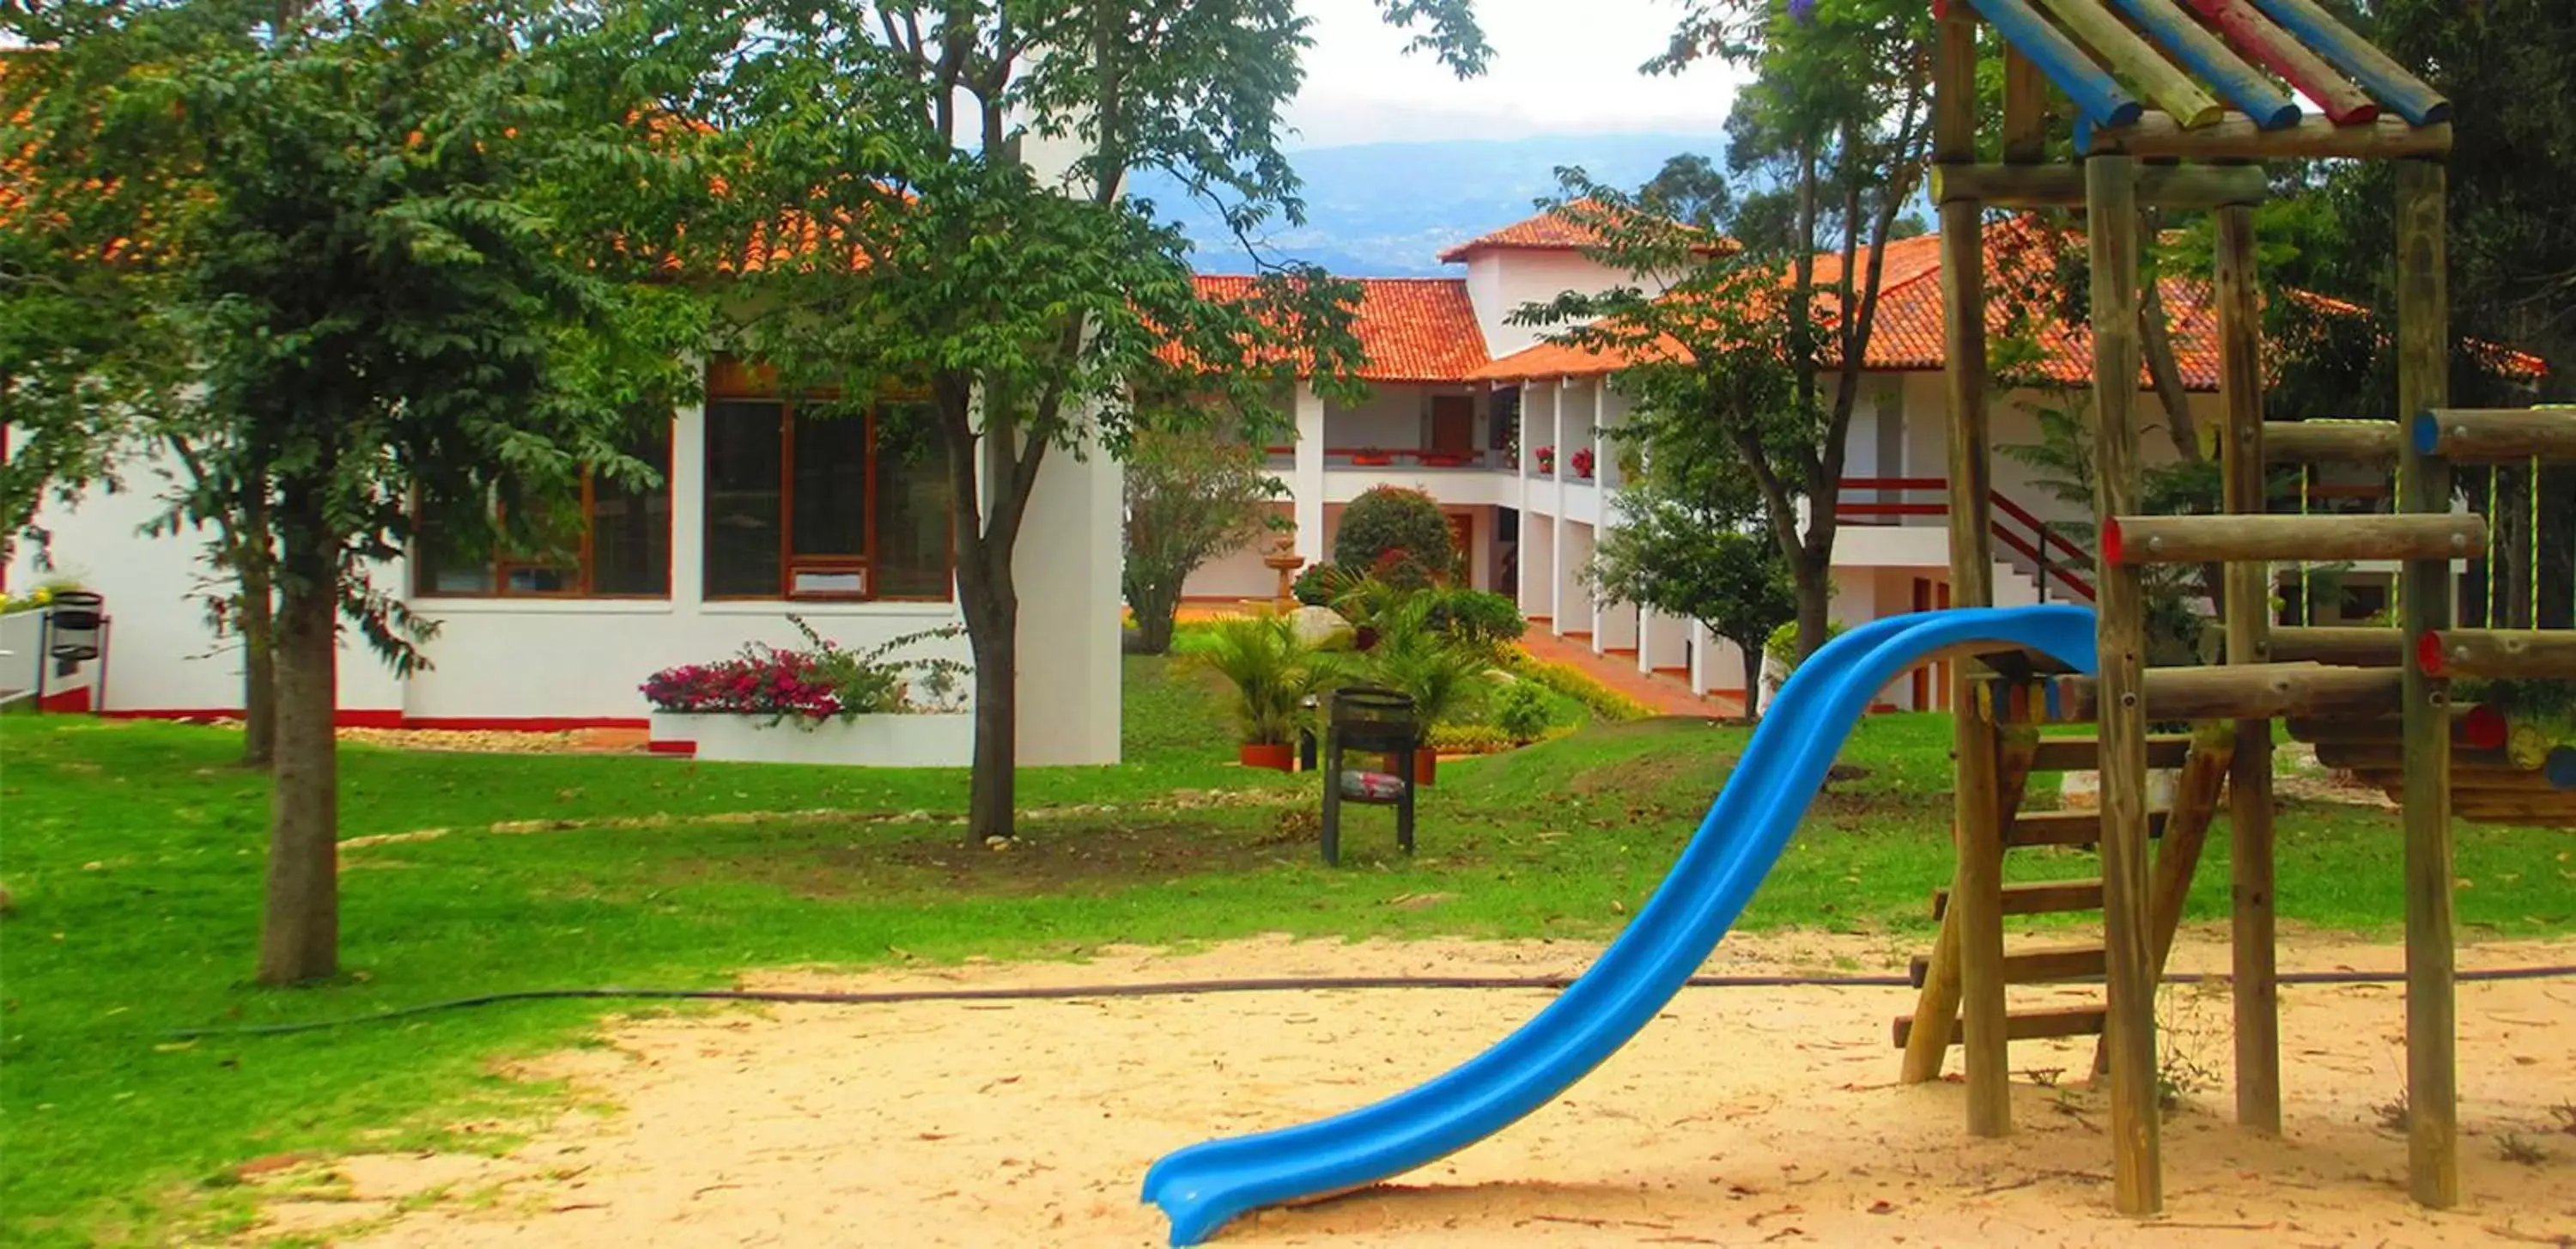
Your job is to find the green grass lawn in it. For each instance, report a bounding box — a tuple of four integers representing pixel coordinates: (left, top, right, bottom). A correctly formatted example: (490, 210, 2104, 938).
(3, 655, 2572, 1245)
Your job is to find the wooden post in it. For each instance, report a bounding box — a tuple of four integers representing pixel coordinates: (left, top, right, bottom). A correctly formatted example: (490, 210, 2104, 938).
(2002, 48, 2047, 162)
(1932, 4, 2010, 1141)
(2394, 155, 2458, 1210)
(2087, 150, 2162, 1215)
(2215, 203, 2281, 1134)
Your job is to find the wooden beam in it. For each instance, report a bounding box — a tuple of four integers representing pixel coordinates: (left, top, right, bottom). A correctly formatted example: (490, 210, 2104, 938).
(2087, 150, 2161, 1218)
(1935, 8, 1980, 164)
(2089, 112, 2451, 160)
(1933, 876, 2105, 920)
(1931, 163, 2269, 209)
(2417, 629, 2576, 680)
(1904, 729, 2040, 1086)
(2104, 513, 2484, 566)
(2283, 704, 2510, 749)
(2393, 155, 2456, 1212)
(2312, 741, 2538, 773)
(2034, 0, 2222, 126)
(1911, 943, 2107, 988)
(2184, 0, 2379, 125)
(1966, 0, 2146, 129)
(2029, 733, 2195, 771)
(2215, 202, 2280, 1136)
(2002, 47, 2049, 162)
(2245, 0, 2451, 125)
(2410, 409, 2576, 464)
(2264, 420, 2403, 465)
(2270, 625, 2403, 667)
(1982, 664, 2405, 723)
(2108, 0, 2300, 129)
(1893, 1004, 2107, 1048)
(2008, 807, 2172, 848)
(2096, 733, 2233, 1078)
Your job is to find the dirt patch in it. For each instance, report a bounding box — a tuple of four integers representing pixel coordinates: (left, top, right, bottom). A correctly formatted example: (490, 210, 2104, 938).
(317, 929, 2576, 1249)
(333, 726, 651, 755)
(674, 815, 1305, 900)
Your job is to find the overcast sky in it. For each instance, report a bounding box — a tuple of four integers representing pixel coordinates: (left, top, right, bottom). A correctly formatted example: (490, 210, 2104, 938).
(1284, 0, 1752, 149)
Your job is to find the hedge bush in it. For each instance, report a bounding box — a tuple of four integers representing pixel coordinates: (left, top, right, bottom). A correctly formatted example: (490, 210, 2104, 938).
(1334, 486, 1457, 589)
(1517, 658, 1655, 722)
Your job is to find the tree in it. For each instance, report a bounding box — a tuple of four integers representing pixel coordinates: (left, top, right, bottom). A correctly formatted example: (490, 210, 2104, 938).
(1569, 0, 1933, 661)
(591, 0, 1489, 843)
(1333, 484, 1457, 588)
(13, 0, 700, 982)
(1639, 152, 1731, 231)
(1122, 425, 1282, 654)
(1585, 455, 1793, 718)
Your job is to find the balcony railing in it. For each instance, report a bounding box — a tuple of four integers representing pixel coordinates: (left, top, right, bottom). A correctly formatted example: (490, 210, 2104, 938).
(1263, 447, 1504, 471)
(1834, 477, 2098, 603)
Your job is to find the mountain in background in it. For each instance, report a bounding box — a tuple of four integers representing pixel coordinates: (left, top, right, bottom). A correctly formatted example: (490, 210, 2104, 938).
(1128, 132, 1726, 278)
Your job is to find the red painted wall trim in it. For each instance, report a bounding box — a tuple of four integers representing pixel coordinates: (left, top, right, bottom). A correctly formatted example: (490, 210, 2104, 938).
(646, 740, 698, 757)
(38, 688, 93, 714)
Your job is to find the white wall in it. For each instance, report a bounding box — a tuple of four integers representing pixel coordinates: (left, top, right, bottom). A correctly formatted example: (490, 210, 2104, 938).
(1461, 250, 1634, 358)
(1325, 387, 1427, 449)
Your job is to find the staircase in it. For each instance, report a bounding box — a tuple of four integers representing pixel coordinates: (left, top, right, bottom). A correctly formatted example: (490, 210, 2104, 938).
(1835, 477, 2097, 604)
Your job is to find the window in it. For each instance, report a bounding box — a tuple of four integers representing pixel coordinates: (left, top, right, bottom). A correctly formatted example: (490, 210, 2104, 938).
(702, 368, 954, 601)
(416, 423, 673, 598)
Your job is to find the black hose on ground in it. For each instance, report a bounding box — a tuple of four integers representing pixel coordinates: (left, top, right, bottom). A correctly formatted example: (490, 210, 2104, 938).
(168, 963, 2576, 1039)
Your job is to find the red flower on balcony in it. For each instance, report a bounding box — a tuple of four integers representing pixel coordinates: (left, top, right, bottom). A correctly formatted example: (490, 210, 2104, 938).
(1570, 447, 1595, 479)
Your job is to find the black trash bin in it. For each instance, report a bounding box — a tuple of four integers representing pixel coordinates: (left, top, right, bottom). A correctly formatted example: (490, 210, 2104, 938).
(1319, 685, 1419, 866)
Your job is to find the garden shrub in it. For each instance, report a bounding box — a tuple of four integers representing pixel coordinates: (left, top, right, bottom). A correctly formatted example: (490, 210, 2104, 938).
(1334, 486, 1458, 588)
(1292, 562, 1358, 606)
(1492, 679, 1553, 742)
(641, 618, 967, 725)
(1764, 618, 1847, 677)
(1427, 588, 1526, 656)
(1427, 723, 1516, 755)
(1518, 658, 1654, 722)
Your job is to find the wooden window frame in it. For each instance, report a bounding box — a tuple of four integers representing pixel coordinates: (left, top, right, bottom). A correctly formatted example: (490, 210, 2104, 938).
(413, 443, 674, 600)
(703, 360, 956, 604)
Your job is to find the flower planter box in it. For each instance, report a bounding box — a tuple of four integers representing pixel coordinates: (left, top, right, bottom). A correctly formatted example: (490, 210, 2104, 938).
(648, 710, 974, 767)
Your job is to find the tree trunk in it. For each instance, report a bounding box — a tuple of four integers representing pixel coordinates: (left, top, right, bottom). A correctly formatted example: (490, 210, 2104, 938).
(236, 485, 276, 768)
(964, 582, 1018, 843)
(1738, 639, 1765, 722)
(1130, 585, 1179, 655)
(1791, 551, 1832, 666)
(257, 504, 338, 984)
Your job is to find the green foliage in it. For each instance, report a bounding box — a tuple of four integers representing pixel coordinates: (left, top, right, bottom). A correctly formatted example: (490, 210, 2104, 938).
(1765, 618, 1846, 673)
(1424, 588, 1527, 660)
(1292, 562, 1359, 606)
(1492, 679, 1554, 742)
(1178, 612, 1344, 746)
(1425, 722, 1516, 754)
(1333, 486, 1459, 588)
(1121, 427, 1285, 654)
(1517, 657, 1656, 723)
(1587, 456, 1793, 714)
(1998, 397, 2219, 664)
(1357, 594, 1491, 731)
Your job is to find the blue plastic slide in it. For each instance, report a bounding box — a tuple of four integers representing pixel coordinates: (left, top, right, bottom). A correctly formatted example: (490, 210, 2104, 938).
(1143, 606, 2101, 1246)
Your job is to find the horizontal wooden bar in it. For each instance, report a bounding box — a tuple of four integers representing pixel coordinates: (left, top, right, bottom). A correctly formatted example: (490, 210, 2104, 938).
(2283, 704, 2509, 750)
(1980, 664, 2405, 724)
(2105, 514, 2484, 566)
(1932, 877, 2105, 921)
(2245, 0, 2450, 125)
(2411, 409, 2576, 464)
(2354, 768, 2573, 795)
(1911, 942, 2109, 989)
(2270, 626, 2403, 667)
(2028, 734, 2196, 771)
(2418, 629, 2576, 680)
(2263, 420, 2402, 465)
(2008, 807, 2172, 848)
(2089, 112, 2452, 160)
(1893, 1004, 2107, 1048)
(1932, 162, 2269, 208)
(2312, 742, 2537, 774)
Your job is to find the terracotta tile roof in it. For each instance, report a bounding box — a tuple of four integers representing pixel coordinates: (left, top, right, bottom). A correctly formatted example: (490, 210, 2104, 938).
(1189, 275, 1490, 383)
(1473, 216, 2549, 387)
(1436, 203, 1615, 264)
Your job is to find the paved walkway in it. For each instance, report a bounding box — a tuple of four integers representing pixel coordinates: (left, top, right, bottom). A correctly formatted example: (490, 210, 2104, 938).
(1517, 628, 1746, 720)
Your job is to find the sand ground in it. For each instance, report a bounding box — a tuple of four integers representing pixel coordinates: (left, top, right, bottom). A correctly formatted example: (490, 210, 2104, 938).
(247, 929, 2576, 1247)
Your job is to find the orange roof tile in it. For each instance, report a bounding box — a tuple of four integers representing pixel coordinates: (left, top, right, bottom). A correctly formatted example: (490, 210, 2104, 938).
(1189, 275, 1489, 384)
(1473, 216, 2549, 387)
(1435, 203, 1615, 264)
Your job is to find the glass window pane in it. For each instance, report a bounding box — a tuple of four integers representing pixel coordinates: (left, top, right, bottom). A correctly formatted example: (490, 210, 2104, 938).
(871, 402, 952, 599)
(592, 422, 672, 596)
(704, 401, 783, 596)
(503, 565, 580, 594)
(791, 411, 867, 557)
(415, 497, 495, 594)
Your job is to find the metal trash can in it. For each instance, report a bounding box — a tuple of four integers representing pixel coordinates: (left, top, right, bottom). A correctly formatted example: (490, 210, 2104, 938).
(1320, 685, 1419, 866)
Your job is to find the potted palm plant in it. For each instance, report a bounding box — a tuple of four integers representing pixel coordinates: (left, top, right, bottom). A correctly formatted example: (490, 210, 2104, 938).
(1182, 612, 1343, 771)
(1358, 594, 1488, 785)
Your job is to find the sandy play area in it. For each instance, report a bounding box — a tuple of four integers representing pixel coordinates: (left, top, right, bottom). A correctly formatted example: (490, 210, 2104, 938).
(258, 929, 2575, 1247)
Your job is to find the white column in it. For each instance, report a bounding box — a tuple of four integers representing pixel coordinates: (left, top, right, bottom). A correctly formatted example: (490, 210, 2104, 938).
(1013, 419, 1123, 765)
(1292, 385, 1327, 564)
(1687, 619, 1712, 695)
(669, 400, 708, 609)
(1549, 378, 1570, 635)
(1597, 599, 1637, 655)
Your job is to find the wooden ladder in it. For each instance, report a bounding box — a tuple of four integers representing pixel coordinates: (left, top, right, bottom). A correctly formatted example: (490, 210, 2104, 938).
(1895, 726, 2233, 1075)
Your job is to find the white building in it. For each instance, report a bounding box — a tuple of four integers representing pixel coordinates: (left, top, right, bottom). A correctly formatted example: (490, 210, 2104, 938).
(1184, 210, 2483, 711)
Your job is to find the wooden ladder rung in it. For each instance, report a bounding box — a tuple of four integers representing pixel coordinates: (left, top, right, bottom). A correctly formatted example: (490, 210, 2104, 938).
(2027, 734, 2194, 772)
(1892, 1003, 2108, 1048)
(1930, 877, 2105, 920)
(2005, 807, 2170, 848)
(1908, 942, 2107, 989)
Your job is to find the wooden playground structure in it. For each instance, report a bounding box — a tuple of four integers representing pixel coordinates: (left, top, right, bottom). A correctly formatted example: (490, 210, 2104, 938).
(1905, 0, 2575, 1220)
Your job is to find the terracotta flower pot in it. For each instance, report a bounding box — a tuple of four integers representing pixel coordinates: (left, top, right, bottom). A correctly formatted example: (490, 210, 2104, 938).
(1239, 742, 1295, 772)
(1384, 750, 1436, 785)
